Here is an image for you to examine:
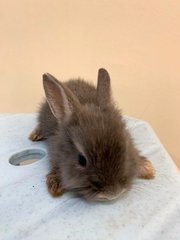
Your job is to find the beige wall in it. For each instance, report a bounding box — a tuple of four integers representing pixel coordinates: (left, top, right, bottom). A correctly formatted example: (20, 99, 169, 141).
(0, 1, 179, 168)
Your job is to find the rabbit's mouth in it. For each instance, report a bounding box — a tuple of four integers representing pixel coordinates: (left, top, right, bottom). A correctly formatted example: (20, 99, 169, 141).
(92, 188, 128, 201)
(74, 186, 128, 202)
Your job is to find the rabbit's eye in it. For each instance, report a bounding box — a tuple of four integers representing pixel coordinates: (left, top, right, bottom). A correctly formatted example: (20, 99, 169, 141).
(78, 154, 87, 167)
(91, 181, 104, 189)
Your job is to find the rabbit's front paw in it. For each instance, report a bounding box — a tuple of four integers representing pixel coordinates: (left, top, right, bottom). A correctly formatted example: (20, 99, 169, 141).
(46, 169, 65, 197)
(138, 156, 155, 179)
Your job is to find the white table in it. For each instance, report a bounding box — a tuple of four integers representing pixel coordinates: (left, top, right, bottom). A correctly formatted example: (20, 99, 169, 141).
(0, 114, 180, 240)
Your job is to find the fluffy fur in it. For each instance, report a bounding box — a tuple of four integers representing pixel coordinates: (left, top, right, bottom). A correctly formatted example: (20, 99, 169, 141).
(29, 68, 155, 201)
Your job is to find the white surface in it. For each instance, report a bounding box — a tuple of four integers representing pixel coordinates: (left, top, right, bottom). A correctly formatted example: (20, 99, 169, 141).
(0, 114, 180, 240)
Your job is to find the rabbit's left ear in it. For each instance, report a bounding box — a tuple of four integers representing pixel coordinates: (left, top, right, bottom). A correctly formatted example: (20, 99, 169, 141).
(43, 73, 80, 121)
(96, 68, 111, 108)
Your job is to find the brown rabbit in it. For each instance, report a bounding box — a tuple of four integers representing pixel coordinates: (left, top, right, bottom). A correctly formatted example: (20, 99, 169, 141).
(29, 69, 155, 201)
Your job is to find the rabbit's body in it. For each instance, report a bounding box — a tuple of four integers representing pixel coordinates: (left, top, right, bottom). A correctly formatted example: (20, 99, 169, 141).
(30, 69, 155, 201)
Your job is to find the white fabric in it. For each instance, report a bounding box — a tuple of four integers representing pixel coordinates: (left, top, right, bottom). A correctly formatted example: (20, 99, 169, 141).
(0, 114, 180, 240)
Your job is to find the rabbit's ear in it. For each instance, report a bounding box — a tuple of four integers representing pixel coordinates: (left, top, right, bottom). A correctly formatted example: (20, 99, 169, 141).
(43, 73, 80, 121)
(96, 68, 111, 107)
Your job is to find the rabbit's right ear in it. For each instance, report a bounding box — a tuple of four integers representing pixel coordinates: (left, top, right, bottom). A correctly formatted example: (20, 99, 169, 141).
(96, 68, 111, 108)
(43, 73, 80, 121)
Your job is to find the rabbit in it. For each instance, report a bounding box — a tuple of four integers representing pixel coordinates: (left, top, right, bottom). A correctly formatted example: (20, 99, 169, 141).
(29, 68, 155, 201)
